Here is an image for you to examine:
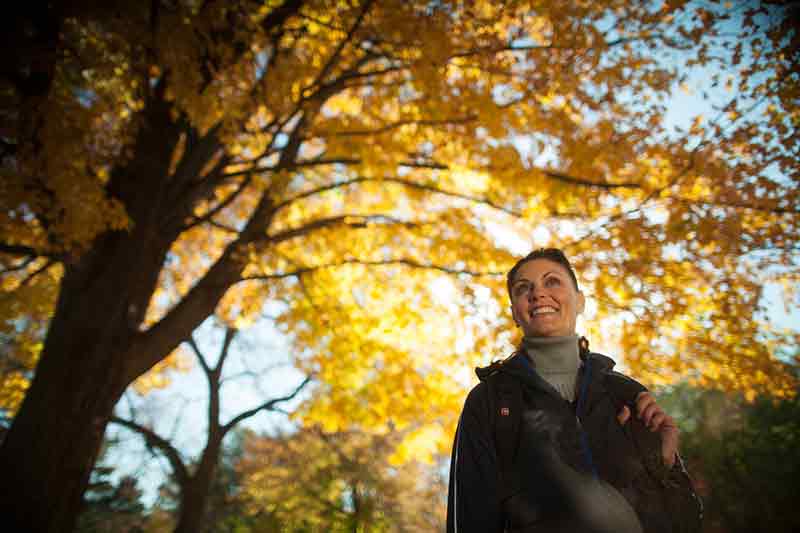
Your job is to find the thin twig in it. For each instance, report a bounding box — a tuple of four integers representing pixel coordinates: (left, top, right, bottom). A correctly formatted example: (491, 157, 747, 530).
(221, 375, 313, 435)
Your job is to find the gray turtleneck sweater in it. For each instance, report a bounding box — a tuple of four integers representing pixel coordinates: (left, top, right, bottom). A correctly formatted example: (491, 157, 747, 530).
(521, 334, 581, 402)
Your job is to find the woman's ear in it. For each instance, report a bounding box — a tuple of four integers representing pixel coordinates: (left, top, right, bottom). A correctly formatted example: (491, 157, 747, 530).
(577, 291, 586, 314)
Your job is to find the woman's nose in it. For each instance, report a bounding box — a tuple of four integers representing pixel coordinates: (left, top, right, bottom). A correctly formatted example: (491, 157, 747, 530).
(529, 285, 546, 301)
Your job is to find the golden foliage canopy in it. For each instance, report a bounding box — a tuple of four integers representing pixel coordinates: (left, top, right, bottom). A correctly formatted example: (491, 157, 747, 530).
(1, 0, 798, 442)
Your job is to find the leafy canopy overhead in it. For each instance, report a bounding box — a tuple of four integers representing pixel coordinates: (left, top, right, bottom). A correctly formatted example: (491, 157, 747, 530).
(1, 0, 798, 443)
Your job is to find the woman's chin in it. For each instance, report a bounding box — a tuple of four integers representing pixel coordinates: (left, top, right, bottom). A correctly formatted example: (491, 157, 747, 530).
(524, 325, 571, 338)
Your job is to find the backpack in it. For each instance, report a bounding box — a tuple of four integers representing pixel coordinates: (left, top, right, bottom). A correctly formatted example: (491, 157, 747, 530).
(483, 352, 703, 533)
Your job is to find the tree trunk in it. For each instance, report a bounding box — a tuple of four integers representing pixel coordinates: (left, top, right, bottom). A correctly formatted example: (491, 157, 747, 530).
(0, 15, 290, 524)
(0, 339, 125, 531)
(174, 439, 222, 533)
(0, 212, 179, 530)
(0, 94, 185, 531)
(0, 258, 148, 530)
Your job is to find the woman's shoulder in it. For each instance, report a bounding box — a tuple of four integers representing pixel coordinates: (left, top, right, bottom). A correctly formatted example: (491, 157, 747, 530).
(603, 370, 648, 400)
(463, 378, 490, 406)
(585, 352, 649, 397)
(475, 350, 520, 380)
(460, 361, 514, 421)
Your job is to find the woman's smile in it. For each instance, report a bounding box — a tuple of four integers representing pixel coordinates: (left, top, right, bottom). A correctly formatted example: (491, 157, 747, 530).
(531, 305, 558, 316)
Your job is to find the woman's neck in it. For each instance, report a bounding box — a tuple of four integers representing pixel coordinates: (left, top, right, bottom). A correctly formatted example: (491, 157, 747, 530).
(521, 335, 579, 369)
(521, 334, 580, 400)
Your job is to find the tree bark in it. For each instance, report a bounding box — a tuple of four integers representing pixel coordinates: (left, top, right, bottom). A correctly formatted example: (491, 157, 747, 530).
(0, 334, 126, 531)
(174, 439, 222, 533)
(0, 88, 187, 532)
(0, 205, 183, 530)
(0, 254, 166, 531)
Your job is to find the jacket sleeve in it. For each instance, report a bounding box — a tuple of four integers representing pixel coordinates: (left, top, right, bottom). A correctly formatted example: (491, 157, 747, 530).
(447, 385, 505, 533)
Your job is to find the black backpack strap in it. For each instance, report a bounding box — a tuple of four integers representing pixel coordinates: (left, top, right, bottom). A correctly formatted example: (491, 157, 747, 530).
(485, 370, 524, 501)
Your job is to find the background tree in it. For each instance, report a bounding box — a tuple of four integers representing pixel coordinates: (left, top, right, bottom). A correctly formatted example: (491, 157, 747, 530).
(656, 373, 800, 533)
(109, 325, 310, 533)
(75, 471, 147, 533)
(150, 428, 257, 533)
(235, 426, 447, 532)
(1, 1, 797, 530)
(73, 433, 165, 533)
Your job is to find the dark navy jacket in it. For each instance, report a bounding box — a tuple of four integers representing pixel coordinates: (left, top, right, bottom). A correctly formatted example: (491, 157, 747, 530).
(446, 351, 701, 533)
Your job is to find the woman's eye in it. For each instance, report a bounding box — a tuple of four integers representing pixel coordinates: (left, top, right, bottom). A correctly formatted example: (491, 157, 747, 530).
(545, 277, 560, 287)
(514, 283, 530, 296)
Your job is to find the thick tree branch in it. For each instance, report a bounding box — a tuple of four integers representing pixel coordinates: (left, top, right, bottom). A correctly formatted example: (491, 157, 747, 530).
(127, 208, 265, 383)
(220, 157, 362, 178)
(169, 123, 223, 193)
(541, 169, 641, 190)
(221, 375, 312, 436)
(399, 160, 449, 170)
(125, 100, 314, 382)
(0, 243, 53, 259)
(265, 214, 417, 246)
(131, 104, 318, 377)
(110, 416, 189, 487)
(183, 171, 253, 230)
(14, 259, 55, 288)
(215, 327, 237, 374)
(674, 196, 800, 215)
(240, 258, 505, 281)
(450, 33, 669, 59)
(305, 0, 375, 93)
(272, 176, 524, 217)
(186, 335, 212, 376)
(318, 115, 477, 138)
(260, 0, 304, 35)
(0, 256, 35, 275)
(565, 151, 702, 250)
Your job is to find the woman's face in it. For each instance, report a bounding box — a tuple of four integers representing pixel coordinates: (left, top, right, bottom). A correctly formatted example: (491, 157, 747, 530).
(509, 258, 585, 337)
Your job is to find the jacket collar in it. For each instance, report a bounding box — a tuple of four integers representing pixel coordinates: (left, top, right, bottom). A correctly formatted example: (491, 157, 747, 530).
(476, 351, 617, 399)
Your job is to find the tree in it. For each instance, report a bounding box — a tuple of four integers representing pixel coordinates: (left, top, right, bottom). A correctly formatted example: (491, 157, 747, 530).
(235, 426, 447, 532)
(655, 377, 800, 533)
(110, 326, 310, 533)
(151, 427, 257, 533)
(75, 472, 147, 533)
(74, 433, 155, 533)
(0, 1, 797, 530)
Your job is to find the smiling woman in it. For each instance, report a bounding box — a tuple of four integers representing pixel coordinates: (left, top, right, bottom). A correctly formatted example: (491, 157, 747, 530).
(446, 248, 703, 533)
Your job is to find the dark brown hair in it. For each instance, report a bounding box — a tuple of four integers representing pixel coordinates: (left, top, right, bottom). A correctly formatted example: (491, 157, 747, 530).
(506, 248, 580, 299)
